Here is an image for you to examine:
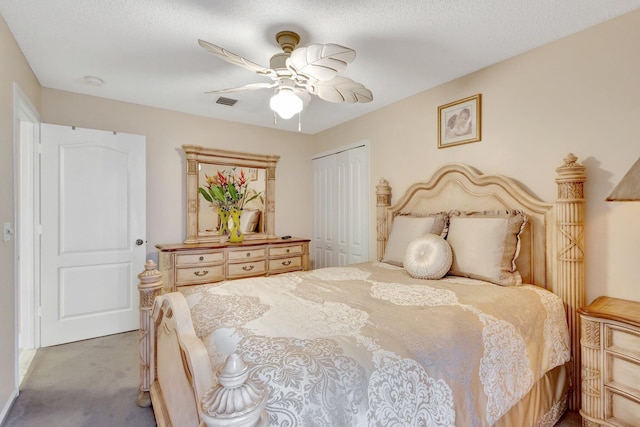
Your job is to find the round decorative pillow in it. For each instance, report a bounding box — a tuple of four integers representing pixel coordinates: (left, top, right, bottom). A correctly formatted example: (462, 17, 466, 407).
(403, 234, 453, 280)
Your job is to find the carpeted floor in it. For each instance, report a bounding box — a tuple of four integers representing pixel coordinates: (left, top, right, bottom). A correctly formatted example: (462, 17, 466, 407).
(4, 331, 582, 426)
(4, 331, 155, 427)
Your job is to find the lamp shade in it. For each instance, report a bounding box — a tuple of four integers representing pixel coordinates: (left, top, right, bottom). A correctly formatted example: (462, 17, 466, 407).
(269, 88, 303, 120)
(607, 157, 640, 201)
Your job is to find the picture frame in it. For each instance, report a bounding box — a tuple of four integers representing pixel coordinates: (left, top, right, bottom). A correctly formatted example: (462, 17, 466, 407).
(438, 94, 482, 149)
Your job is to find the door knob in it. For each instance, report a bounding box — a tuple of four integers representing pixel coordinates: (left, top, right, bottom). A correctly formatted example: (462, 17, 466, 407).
(135, 239, 144, 246)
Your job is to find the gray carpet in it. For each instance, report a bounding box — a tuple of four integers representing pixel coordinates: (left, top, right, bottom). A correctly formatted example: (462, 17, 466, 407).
(4, 331, 155, 427)
(4, 331, 582, 426)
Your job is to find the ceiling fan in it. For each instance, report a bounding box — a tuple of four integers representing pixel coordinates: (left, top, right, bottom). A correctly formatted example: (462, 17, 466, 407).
(199, 31, 373, 121)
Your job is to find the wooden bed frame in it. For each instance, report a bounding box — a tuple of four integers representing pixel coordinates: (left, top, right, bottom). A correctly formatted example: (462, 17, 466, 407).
(137, 153, 586, 426)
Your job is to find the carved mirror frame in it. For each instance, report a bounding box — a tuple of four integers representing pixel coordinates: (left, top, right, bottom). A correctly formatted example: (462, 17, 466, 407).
(183, 145, 280, 244)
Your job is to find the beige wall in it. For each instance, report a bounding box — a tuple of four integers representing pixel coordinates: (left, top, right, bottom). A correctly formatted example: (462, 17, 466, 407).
(40, 90, 315, 259)
(0, 14, 41, 419)
(314, 9, 640, 304)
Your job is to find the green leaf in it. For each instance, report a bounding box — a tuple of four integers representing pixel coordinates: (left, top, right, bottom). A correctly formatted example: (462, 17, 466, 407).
(209, 186, 223, 202)
(228, 183, 239, 200)
(199, 187, 212, 203)
(244, 192, 261, 204)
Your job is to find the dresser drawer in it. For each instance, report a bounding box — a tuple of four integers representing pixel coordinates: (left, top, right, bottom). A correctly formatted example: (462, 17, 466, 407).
(604, 387, 640, 427)
(269, 256, 302, 273)
(227, 248, 266, 261)
(269, 244, 303, 257)
(606, 352, 640, 399)
(176, 251, 224, 266)
(606, 324, 640, 360)
(176, 265, 225, 285)
(227, 260, 267, 278)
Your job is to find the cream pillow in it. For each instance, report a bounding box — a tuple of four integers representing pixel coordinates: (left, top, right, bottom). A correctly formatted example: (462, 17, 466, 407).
(446, 210, 527, 286)
(241, 209, 260, 233)
(382, 214, 447, 266)
(404, 234, 452, 279)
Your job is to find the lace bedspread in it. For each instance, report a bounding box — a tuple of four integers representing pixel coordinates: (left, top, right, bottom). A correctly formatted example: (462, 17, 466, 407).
(180, 262, 570, 426)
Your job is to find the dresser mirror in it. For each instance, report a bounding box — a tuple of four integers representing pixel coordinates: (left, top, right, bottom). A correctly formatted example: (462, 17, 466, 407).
(183, 145, 280, 243)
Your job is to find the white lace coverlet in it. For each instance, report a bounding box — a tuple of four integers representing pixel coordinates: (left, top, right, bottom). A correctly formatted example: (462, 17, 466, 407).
(181, 262, 570, 427)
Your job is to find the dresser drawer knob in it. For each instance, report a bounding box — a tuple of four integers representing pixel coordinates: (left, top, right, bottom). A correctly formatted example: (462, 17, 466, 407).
(242, 265, 254, 271)
(193, 270, 208, 277)
(286, 249, 290, 253)
(199, 256, 204, 261)
(282, 260, 292, 266)
(246, 252, 251, 257)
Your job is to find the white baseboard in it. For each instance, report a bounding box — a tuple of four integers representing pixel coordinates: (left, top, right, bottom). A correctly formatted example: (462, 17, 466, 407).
(0, 387, 18, 425)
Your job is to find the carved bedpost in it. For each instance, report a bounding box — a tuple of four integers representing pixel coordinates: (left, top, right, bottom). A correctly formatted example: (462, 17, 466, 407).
(200, 353, 269, 427)
(555, 153, 586, 411)
(376, 179, 391, 261)
(137, 260, 164, 407)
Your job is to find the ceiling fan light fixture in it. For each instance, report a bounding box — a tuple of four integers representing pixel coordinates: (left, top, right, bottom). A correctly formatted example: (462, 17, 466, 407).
(269, 87, 303, 119)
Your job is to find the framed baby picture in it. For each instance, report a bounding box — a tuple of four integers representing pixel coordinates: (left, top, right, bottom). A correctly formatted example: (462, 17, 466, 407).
(437, 94, 482, 149)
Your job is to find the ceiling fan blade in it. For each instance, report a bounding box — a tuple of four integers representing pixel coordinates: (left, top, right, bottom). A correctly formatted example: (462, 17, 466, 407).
(287, 43, 356, 81)
(311, 77, 373, 104)
(198, 39, 276, 78)
(204, 82, 277, 94)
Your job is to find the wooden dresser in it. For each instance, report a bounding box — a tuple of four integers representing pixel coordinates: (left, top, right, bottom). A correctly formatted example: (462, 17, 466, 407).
(578, 296, 640, 426)
(157, 237, 310, 291)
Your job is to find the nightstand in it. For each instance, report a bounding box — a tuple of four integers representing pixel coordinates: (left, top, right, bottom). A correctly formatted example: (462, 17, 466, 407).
(578, 296, 640, 426)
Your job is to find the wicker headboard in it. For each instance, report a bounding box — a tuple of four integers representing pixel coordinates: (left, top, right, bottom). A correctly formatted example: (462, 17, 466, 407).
(375, 154, 586, 411)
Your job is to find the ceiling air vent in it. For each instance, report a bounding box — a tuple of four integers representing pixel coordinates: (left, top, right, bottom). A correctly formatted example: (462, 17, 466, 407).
(216, 97, 238, 107)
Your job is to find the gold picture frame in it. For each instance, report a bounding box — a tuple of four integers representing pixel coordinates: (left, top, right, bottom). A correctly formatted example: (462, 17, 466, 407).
(438, 94, 482, 149)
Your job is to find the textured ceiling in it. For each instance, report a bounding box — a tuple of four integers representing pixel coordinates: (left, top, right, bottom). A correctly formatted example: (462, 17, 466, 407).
(2, 0, 640, 134)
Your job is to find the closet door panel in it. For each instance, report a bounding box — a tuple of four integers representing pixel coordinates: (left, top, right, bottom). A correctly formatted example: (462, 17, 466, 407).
(312, 144, 369, 269)
(336, 152, 349, 266)
(312, 155, 337, 269)
(347, 147, 368, 264)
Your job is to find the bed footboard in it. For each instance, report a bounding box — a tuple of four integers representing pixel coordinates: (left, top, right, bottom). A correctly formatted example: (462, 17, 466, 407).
(138, 260, 268, 427)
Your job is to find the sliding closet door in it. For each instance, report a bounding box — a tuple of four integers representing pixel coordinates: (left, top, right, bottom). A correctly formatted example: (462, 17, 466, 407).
(312, 144, 369, 268)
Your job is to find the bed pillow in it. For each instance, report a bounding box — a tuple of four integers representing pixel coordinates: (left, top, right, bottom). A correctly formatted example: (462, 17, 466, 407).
(404, 234, 453, 279)
(382, 214, 448, 266)
(240, 209, 260, 233)
(446, 210, 527, 286)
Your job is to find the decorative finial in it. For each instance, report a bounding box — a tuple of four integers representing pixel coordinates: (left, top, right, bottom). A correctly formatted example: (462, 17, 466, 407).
(200, 353, 268, 426)
(137, 260, 162, 285)
(563, 153, 578, 166)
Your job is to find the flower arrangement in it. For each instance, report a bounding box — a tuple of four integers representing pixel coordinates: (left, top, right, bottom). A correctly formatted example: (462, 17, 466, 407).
(198, 168, 261, 211)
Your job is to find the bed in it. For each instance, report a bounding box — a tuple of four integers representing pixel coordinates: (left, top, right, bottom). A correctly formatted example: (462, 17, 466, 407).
(137, 153, 586, 426)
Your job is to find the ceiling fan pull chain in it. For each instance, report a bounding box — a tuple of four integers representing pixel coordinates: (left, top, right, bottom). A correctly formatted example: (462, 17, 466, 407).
(298, 112, 302, 132)
(273, 112, 277, 126)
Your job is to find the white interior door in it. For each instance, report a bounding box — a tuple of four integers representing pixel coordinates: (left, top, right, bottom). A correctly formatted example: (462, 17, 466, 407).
(40, 124, 146, 347)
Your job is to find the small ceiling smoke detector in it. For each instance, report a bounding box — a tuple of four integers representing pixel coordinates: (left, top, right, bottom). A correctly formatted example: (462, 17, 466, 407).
(216, 97, 238, 106)
(83, 76, 104, 86)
